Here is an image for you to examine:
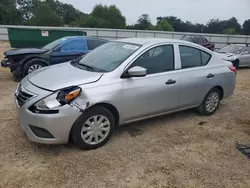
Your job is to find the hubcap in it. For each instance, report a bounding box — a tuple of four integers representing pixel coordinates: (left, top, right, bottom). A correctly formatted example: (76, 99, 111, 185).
(81, 115, 110, 145)
(205, 92, 219, 113)
(28, 64, 43, 74)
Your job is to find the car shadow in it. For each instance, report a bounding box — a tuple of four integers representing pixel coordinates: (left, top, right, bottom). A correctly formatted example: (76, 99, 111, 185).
(29, 105, 227, 153)
(114, 108, 198, 137)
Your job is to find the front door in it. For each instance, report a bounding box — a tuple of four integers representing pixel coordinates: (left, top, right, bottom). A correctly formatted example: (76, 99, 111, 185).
(120, 45, 181, 122)
(240, 47, 250, 66)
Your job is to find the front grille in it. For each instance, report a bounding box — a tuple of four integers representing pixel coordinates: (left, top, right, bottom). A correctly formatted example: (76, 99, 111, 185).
(16, 90, 33, 106)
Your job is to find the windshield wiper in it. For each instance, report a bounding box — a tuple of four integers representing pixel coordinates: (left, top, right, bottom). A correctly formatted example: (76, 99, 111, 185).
(79, 63, 95, 71)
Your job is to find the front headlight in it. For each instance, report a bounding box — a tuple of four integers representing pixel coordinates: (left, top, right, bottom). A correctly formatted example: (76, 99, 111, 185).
(226, 55, 236, 61)
(30, 86, 82, 113)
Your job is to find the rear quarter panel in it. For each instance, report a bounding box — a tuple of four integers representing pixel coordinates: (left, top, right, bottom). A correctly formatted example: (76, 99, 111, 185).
(209, 57, 236, 99)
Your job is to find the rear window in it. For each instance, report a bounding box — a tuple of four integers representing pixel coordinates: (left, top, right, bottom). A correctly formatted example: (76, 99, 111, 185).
(179, 45, 211, 69)
(201, 51, 211, 65)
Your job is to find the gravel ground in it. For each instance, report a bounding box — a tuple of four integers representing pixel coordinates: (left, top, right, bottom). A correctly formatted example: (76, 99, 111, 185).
(1, 43, 250, 188)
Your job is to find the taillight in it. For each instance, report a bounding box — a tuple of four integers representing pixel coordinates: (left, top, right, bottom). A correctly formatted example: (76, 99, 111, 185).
(229, 66, 237, 73)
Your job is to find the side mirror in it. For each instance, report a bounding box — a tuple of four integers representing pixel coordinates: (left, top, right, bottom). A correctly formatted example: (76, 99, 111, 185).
(122, 66, 147, 78)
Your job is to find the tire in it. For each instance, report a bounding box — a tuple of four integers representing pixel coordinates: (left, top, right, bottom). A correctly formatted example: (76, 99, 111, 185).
(197, 88, 221, 116)
(233, 59, 239, 69)
(23, 59, 47, 77)
(72, 106, 115, 150)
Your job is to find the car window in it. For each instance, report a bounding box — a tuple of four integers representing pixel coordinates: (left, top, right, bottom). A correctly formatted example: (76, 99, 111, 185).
(201, 51, 211, 65)
(179, 46, 202, 68)
(132, 45, 174, 74)
(60, 39, 87, 52)
(182, 36, 192, 42)
(243, 47, 250, 54)
(203, 37, 208, 42)
(87, 39, 107, 50)
(42, 38, 66, 50)
(218, 45, 244, 54)
(196, 36, 205, 43)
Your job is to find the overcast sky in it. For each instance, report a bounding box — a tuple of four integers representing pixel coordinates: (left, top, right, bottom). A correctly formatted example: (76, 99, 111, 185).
(60, 0, 250, 25)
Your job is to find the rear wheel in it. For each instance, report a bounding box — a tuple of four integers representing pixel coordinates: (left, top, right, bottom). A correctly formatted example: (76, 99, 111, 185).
(23, 59, 47, 77)
(72, 106, 115, 150)
(197, 88, 221, 116)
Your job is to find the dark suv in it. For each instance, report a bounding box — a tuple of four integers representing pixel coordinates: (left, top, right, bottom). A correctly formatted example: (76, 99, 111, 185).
(182, 35, 215, 51)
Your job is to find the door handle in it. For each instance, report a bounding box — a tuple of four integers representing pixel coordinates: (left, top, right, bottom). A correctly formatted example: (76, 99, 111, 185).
(207, 74, 214, 78)
(165, 79, 176, 85)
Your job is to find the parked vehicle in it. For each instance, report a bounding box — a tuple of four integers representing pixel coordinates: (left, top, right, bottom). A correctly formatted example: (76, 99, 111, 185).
(182, 35, 215, 51)
(216, 44, 250, 68)
(1, 36, 108, 80)
(15, 38, 236, 149)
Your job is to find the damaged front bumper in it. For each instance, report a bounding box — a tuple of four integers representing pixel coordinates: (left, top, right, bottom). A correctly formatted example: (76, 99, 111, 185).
(1, 59, 11, 67)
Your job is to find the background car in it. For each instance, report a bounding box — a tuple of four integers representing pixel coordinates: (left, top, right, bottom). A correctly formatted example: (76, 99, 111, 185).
(216, 44, 250, 68)
(15, 38, 236, 149)
(1, 36, 108, 80)
(182, 35, 215, 51)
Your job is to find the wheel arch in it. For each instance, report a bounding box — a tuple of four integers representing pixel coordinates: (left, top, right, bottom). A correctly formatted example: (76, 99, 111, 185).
(89, 103, 120, 127)
(213, 85, 224, 100)
(20, 56, 49, 70)
(68, 102, 120, 143)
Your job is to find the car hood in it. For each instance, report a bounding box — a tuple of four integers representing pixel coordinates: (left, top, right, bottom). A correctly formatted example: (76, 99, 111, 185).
(27, 62, 103, 91)
(4, 48, 47, 56)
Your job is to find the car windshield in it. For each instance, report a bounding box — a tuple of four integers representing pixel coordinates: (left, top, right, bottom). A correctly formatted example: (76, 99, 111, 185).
(76, 42, 141, 72)
(42, 38, 66, 50)
(218, 45, 244, 54)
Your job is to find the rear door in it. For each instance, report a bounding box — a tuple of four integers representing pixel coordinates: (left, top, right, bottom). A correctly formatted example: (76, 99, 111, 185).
(240, 47, 250, 66)
(175, 45, 214, 108)
(50, 38, 88, 65)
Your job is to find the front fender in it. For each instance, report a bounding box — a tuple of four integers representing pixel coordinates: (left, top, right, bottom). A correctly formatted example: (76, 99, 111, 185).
(19, 56, 49, 70)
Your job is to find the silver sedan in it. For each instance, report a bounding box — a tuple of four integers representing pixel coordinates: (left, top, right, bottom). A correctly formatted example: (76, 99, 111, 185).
(217, 44, 250, 68)
(15, 38, 236, 149)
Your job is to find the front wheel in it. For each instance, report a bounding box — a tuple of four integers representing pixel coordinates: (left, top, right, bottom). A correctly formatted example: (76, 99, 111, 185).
(72, 106, 115, 150)
(197, 88, 221, 116)
(23, 59, 47, 77)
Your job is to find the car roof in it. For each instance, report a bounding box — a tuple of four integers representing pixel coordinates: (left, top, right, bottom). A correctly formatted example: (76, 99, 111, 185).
(228, 44, 246, 47)
(62, 36, 108, 42)
(115, 38, 192, 46)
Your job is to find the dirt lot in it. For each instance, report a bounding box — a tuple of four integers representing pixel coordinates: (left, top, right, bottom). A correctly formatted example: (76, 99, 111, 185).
(1, 43, 250, 188)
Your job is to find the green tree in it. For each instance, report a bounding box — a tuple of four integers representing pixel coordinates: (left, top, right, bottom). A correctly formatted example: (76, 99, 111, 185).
(28, 3, 64, 26)
(43, 0, 85, 25)
(243, 19, 250, 35)
(153, 20, 174, 31)
(17, 0, 36, 23)
(0, 0, 23, 25)
(85, 4, 126, 28)
(134, 14, 152, 30)
(222, 28, 236, 34)
(204, 17, 241, 34)
(224, 17, 241, 33)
